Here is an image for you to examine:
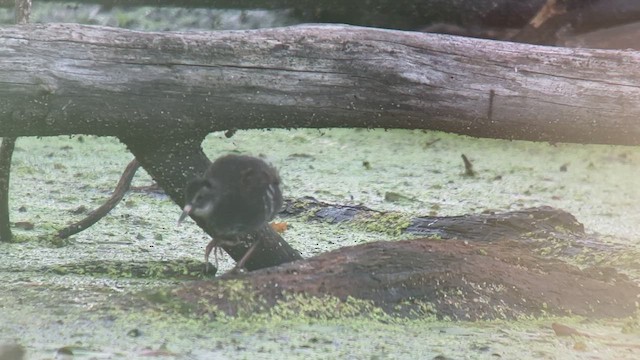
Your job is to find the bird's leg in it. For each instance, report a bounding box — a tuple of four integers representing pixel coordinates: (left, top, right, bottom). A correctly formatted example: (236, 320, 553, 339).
(204, 236, 240, 273)
(232, 238, 262, 272)
(204, 238, 221, 273)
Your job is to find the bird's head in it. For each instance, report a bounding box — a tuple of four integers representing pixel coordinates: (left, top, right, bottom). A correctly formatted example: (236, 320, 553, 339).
(178, 177, 221, 225)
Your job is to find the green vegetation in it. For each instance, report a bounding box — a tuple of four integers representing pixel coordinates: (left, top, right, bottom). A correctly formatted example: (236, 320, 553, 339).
(1, 129, 638, 358)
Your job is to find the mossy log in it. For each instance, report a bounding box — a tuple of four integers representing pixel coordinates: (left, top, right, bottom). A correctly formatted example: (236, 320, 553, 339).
(283, 197, 584, 240)
(144, 205, 639, 320)
(162, 237, 639, 320)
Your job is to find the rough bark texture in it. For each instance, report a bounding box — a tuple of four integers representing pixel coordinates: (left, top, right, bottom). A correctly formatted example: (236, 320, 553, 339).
(1, 23, 640, 145)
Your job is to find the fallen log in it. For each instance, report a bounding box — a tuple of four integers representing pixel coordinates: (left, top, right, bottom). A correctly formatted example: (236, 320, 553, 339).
(158, 237, 639, 320)
(138, 205, 639, 320)
(1, 23, 640, 145)
(3, 22, 639, 271)
(282, 197, 584, 240)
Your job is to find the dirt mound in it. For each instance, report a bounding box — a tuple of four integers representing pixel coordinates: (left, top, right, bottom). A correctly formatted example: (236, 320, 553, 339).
(168, 238, 639, 320)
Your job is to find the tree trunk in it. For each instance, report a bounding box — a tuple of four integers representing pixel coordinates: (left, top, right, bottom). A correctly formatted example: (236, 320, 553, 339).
(0, 137, 15, 242)
(1, 23, 639, 146)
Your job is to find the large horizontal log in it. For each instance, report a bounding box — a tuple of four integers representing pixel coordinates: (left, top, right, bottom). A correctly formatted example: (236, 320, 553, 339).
(1, 23, 640, 145)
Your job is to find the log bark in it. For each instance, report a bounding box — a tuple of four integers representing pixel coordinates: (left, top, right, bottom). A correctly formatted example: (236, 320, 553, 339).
(1, 23, 640, 145)
(0, 137, 15, 242)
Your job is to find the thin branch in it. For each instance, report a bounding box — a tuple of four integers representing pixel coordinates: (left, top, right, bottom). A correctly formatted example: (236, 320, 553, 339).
(57, 159, 140, 239)
(461, 154, 475, 177)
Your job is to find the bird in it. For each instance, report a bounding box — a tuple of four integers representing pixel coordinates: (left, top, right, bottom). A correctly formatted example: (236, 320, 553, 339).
(178, 154, 283, 272)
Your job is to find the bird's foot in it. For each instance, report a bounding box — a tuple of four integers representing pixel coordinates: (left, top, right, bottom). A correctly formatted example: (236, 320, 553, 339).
(204, 239, 223, 275)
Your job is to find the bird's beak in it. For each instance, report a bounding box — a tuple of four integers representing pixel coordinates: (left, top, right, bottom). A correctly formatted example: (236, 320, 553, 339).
(177, 204, 192, 225)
